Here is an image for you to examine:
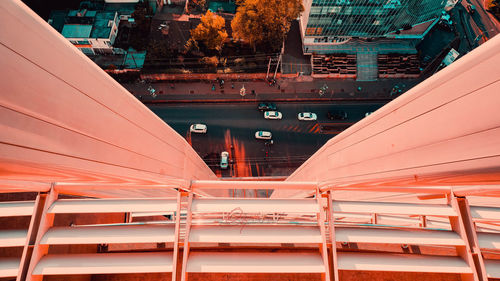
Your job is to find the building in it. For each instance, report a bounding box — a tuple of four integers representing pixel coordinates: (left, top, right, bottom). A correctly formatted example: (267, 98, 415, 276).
(300, 0, 447, 54)
(1, 1, 500, 281)
(49, 9, 120, 55)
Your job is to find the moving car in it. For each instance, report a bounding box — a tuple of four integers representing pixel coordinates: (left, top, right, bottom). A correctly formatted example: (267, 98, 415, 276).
(327, 110, 348, 120)
(255, 131, 272, 140)
(258, 103, 277, 111)
(298, 112, 317, 121)
(220, 151, 229, 169)
(264, 111, 283, 120)
(365, 112, 373, 117)
(189, 124, 207, 134)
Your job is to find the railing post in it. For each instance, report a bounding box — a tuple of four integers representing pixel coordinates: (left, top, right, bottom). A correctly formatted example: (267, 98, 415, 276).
(180, 192, 193, 281)
(327, 190, 339, 281)
(316, 188, 331, 281)
(448, 194, 485, 281)
(172, 191, 183, 281)
(17, 193, 42, 281)
(23, 186, 58, 281)
(450, 195, 488, 281)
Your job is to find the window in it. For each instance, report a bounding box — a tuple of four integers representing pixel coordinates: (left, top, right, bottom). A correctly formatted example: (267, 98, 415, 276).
(328, 6, 342, 13)
(310, 7, 322, 15)
(306, 27, 323, 35)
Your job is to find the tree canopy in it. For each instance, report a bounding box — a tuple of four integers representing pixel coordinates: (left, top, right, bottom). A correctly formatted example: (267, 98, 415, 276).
(231, 0, 303, 51)
(128, 3, 153, 51)
(188, 10, 228, 52)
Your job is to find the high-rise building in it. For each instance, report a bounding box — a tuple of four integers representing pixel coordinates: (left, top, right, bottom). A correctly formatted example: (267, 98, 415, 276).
(300, 0, 447, 53)
(1, 1, 499, 281)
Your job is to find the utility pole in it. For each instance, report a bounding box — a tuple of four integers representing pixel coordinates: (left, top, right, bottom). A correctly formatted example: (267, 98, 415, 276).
(273, 54, 281, 80)
(266, 57, 272, 80)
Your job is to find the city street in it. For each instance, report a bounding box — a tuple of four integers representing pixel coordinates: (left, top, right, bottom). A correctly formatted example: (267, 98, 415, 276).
(459, 0, 500, 48)
(149, 102, 385, 177)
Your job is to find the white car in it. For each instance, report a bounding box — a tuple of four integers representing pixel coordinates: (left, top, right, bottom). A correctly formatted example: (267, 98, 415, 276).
(190, 124, 207, 134)
(298, 112, 317, 121)
(365, 112, 374, 117)
(220, 151, 229, 169)
(255, 131, 272, 140)
(264, 111, 282, 120)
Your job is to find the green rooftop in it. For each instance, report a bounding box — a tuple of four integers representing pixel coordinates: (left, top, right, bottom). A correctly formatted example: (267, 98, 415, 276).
(208, 1, 236, 14)
(53, 10, 117, 39)
(61, 24, 93, 38)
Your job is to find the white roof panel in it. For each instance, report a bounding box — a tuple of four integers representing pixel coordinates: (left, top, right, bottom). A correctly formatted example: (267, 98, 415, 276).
(477, 232, 500, 250)
(0, 258, 20, 277)
(0, 229, 27, 247)
(470, 206, 500, 220)
(40, 224, 175, 245)
(189, 225, 321, 244)
(0, 201, 34, 217)
(485, 259, 500, 278)
(333, 201, 456, 216)
(191, 198, 319, 213)
(47, 198, 177, 214)
(335, 227, 464, 246)
(186, 252, 325, 273)
(338, 252, 472, 273)
(33, 252, 173, 275)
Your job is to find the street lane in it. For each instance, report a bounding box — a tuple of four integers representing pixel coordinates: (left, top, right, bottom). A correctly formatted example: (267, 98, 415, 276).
(149, 102, 385, 177)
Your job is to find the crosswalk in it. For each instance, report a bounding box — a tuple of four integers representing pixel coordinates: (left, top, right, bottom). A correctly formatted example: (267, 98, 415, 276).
(357, 52, 379, 81)
(277, 122, 355, 135)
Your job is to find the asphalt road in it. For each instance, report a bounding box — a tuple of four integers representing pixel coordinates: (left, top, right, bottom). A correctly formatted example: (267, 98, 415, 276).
(149, 102, 385, 177)
(462, 0, 499, 45)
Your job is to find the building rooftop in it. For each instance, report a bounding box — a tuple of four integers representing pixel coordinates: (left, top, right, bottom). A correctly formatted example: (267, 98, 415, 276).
(49, 9, 117, 39)
(90, 11, 117, 38)
(61, 24, 93, 38)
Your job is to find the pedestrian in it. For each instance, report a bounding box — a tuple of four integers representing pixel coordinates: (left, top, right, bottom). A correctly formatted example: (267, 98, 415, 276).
(231, 83, 235, 89)
(170, 83, 175, 89)
(212, 84, 216, 91)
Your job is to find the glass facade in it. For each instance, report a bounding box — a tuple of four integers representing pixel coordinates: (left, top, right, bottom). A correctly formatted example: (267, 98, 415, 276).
(305, 0, 447, 38)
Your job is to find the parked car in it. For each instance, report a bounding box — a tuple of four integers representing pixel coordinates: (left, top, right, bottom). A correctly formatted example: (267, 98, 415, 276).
(466, 3, 476, 14)
(258, 102, 277, 111)
(255, 131, 272, 140)
(220, 151, 229, 169)
(297, 112, 317, 121)
(190, 124, 207, 134)
(264, 111, 282, 120)
(327, 110, 348, 120)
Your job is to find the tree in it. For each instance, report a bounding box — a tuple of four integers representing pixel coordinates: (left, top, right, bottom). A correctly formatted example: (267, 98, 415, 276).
(189, 0, 207, 12)
(188, 10, 228, 52)
(231, 0, 303, 51)
(129, 3, 153, 51)
(200, 56, 219, 67)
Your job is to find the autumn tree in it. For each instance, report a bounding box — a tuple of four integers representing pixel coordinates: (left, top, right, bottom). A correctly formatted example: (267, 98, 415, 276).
(187, 10, 228, 53)
(231, 0, 303, 51)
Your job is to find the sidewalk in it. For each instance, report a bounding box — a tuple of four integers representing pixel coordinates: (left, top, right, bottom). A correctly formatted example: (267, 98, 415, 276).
(123, 77, 422, 103)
